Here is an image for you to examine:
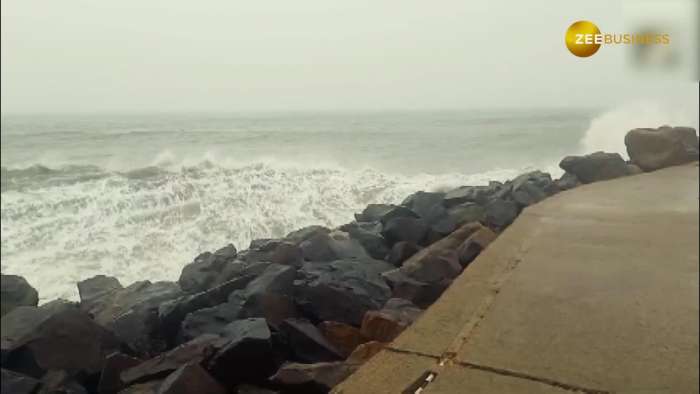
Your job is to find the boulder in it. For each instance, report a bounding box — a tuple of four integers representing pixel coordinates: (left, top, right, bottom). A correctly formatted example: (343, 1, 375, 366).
(337, 222, 389, 260)
(360, 299, 423, 343)
(346, 341, 385, 364)
(1, 301, 77, 363)
(401, 191, 446, 219)
(269, 362, 357, 394)
(284, 226, 331, 245)
(78, 275, 123, 315)
(121, 334, 223, 386)
(178, 244, 238, 294)
(559, 151, 631, 183)
(1, 369, 40, 394)
(444, 203, 486, 228)
(555, 172, 580, 191)
(98, 352, 142, 394)
(230, 263, 298, 328)
(443, 183, 503, 207)
(239, 240, 303, 268)
(159, 273, 261, 345)
(381, 217, 428, 246)
(317, 321, 367, 358)
(483, 199, 519, 229)
(299, 231, 368, 262)
(381, 270, 447, 309)
(236, 385, 280, 394)
(207, 318, 277, 387)
(381, 298, 423, 325)
(293, 259, 394, 326)
(37, 369, 88, 394)
(158, 362, 226, 394)
(1, 274, 39, 316)
(510, 171, 557, 208)
(116, 380, 162, 394)
(177, 302, 243, 344)
(354, 204, 418, 225)
(400, 249, 461, 285)
(2, 308, 122, 378)
(386, 242, 422, 267)
(279, 318, 343, 363)
(625, 126, 699, 171)
(457, 226, 498, 267)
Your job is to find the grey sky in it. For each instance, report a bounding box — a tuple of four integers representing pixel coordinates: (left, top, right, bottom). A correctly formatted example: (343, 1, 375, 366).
(1, 0, 697, 113)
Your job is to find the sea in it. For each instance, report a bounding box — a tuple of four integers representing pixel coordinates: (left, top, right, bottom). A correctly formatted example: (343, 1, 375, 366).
(2, 106, 697, 301)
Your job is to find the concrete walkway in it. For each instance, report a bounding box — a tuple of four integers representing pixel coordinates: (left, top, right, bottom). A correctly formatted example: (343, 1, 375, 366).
(334, 163, 699, 394)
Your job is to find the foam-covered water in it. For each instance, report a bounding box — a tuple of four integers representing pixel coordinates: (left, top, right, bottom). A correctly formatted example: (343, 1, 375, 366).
(1, 107, 696, 301)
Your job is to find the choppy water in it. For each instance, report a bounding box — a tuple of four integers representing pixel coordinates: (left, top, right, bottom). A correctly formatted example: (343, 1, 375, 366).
(1, 108, 690, 302)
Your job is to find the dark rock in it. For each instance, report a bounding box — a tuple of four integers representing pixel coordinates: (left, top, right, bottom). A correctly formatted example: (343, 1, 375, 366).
(230, 264, 298, 328)
(381, 270, 447, 309)
(1, 274, 39, 316)
(625, 126, 699, 171)
(443, 203, 485, 228)
(284, 226, 331, 245)
(207, 318, 277, 387)
(626, 164, 644, 175)
(1, 369, 40, 394)
(354, 204, 418, 225)
(380, 217, 428, 246)
(443, 184, 502, 207)
(483, 199, 519, 229)
(178, 244, 238, 294)
(401, 191, 446, 219)
(98, 352, 142, 394)
(338, 222, 389, 260)
(37, 369, 88, 394)
(270, 362, 357, 394)
(279, 318, 343, 363)
(91, 281, 182, 356)
(317, 321, 367, 358)
(3, 308, 122, 378)
(178, 302, 243, 344)
(360, 311, 405, 343)
(158, 362, 226, 394)
(236, 385, 280, 394)
(457, 226, 498, 267)
(116, 380, 162, 394)
(559, 151, 631, 183)
(1, 301, 77, 364)
(510, 171, 556, 208)
(293, 259, 394, 326)
(78, 275, 123, 316)
(555, 172, 581, 191)
(381, 298, 423, 325)
(298, 231, 368, 262)
(159, 273, 260, 346)
(401, 250, 461, 285)
(121, 334, 223, 386)
(386, 242, 422, 267)
(240, 240, 303, 268)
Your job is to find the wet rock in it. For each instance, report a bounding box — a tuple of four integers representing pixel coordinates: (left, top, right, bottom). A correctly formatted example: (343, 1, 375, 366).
(443, 184, 502, 207)
(177, 302, 243, 344)
(37, 370, 88, 394)
(230, 264, 298, 328)
(346, 341, 385, 364)
(382, 298, 423, 325)
(444, 203, 486, 228)
(98, 352, 142, 394)
(381, 270, 447, 309)
(360, 300, 423, 343)
(483, 199, 519, 229)
(1, 369, 40, 394)
(381, 217, 428, 246)
(279, 318, 343, 363)
(1, 274, 39, 317)
(78, 275, 123, 316)
(158, 362, 226, 394)
(559, 151, 631, 183)
(386, 242, 422, 267)
(626, 163, 644, 175)
(401, 249, 461, 285)
(555, 172, 581, 191)
(457, 226, 498, 266)
(510, 171, 557, 208)
(293, 259, 394, 326)
(317, 321, 367, 358)
(207, 318, 277, 387)
(121, 334, 223, 386)
(354, 204, 418, 225)
(401, 191, 446, 219)
(178, 244, 238, 294)
(2, 308, 122, 378)
(240, 240, 303, 268)
(284, 226, 331, 245)
(338, 222, 389, 260)
(269, 362, 357, 394)
(625, 126, 699, 171)
(298, 231, 369, 262)
(117, 380, 162, 394)
(159, 273, 260, 345)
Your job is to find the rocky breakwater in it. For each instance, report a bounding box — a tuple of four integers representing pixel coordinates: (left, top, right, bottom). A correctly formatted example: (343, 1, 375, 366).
(1, 126, 697, 394)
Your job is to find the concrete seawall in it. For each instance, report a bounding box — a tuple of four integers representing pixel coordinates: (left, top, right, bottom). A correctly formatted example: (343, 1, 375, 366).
(334, 163, 699, 393)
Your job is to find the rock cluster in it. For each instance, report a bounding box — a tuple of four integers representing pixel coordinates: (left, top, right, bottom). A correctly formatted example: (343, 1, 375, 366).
(1, 126, 696, 393)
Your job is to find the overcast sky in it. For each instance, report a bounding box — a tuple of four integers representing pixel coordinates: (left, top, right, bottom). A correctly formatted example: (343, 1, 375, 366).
(1, 1, 697, 113)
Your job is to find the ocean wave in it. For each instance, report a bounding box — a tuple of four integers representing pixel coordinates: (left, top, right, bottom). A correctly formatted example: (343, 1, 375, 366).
(1, 159, 532, 302)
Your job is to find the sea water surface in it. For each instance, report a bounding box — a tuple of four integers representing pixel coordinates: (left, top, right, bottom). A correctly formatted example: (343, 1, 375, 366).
(0, 109, 600, 301)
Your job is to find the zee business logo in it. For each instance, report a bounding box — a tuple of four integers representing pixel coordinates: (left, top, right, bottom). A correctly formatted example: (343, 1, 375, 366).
(565, 20, 671, 57)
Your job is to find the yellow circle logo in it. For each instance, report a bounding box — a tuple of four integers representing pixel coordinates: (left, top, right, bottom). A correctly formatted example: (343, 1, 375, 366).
(565, 21, 601, 57)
